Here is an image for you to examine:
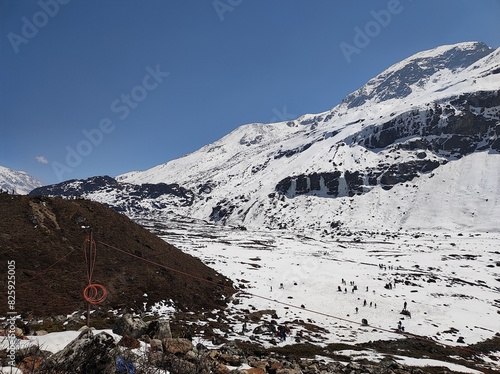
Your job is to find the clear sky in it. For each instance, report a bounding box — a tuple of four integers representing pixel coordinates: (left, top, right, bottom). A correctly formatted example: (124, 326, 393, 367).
(1, 0, 499, 184)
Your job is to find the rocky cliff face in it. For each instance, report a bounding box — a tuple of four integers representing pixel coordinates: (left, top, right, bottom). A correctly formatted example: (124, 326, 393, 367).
(275, 90, 500, 199)
(30, 175, 195, 214)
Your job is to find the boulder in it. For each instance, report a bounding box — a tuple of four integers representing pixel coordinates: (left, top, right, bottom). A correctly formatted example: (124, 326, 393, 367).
(163, 338, 193, 355)
(247, 356, 267, 370)
(146, 319, 172, 340)
(18, 356, 44, 373)
(42, 328, 117, 373)
(148, 338, 163, 352)
(217, 352, 242, 366)
(64, 316, 86, 330)
(213, 362, 231, 374)
(112, 313, 147, 338)
(241, 368, 266, 374)
(170, 357, 197, 374)
(276, 369, 301, 374)
(14, 345, 51, 369)
(268, 358, 284, 372)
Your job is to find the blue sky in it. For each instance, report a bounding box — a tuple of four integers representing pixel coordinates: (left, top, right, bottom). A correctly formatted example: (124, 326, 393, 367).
(1, 0, 499, 184)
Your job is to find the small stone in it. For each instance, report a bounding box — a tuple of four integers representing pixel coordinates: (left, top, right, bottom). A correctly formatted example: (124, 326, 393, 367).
(118, 335, 141, 349)
(162, 338, 193, 355)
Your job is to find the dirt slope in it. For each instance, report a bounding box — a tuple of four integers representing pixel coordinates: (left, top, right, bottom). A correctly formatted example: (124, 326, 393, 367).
(0, 194, 234, 317)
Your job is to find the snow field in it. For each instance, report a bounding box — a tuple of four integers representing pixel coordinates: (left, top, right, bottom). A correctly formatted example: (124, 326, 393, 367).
(155, 222, 500, 349)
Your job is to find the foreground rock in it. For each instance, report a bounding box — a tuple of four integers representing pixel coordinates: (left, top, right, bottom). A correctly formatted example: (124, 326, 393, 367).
(4, 315, 497, 373)
(14, 332, 440, 374)
(41, 328, 117, 373)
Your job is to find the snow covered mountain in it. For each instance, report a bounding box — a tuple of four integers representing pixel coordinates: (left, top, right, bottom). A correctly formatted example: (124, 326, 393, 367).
(0, 165, 44, 194)
(31, 42, 500, 233)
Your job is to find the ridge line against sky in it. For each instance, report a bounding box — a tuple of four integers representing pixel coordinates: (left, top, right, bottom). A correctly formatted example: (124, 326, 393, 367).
(1, 0, 499, 184)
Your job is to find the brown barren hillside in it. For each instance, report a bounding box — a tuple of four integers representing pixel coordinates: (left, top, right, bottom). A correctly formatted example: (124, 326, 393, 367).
(0, 194, 234, 317)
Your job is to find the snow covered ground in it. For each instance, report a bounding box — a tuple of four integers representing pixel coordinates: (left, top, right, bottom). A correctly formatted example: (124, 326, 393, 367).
(141, 217, 500, 371)
(149, 220, 499, 346)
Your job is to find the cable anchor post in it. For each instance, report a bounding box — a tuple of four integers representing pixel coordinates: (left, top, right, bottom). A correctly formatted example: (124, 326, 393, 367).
(82, 228, 107, 327)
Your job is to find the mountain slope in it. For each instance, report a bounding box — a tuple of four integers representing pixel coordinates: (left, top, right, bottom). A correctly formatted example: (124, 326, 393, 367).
(32, 42, 500, 233)
(0, 165, 44, 194)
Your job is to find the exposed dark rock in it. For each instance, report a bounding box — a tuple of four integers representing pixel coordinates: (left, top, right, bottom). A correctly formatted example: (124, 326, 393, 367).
(274, 142, 314, 159)
(342, 42, 493, 109)
(275, 90, 498, 199)
(275, 172, 341, 197)
(275, 160, 442, 198)
(210, 199, 236, 223)
(29, 176, 195, 212)
(344, 170, 364, 196)
(360, 91, 500, 154)
(240, 134, 264, 146)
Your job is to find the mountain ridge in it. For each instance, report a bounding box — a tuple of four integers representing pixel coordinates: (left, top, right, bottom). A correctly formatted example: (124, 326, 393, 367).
(341, 41, 494, 109)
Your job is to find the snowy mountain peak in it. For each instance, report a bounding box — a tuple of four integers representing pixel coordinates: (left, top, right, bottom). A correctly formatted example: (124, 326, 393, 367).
(341, 41, 494, 109)
(33, 42, 500, 234)
(0, 165, 44, 194)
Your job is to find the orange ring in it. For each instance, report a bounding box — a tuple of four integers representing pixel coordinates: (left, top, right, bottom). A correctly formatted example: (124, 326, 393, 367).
(83, 283, 108, 304)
